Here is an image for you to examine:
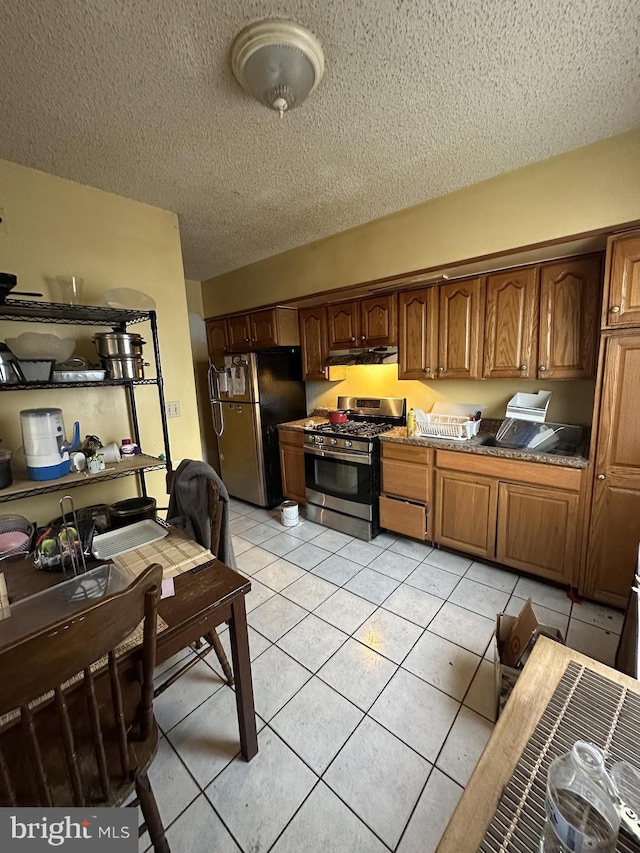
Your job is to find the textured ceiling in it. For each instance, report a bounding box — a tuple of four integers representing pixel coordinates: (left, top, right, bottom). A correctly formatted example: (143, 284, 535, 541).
(1, 1, 639, 281)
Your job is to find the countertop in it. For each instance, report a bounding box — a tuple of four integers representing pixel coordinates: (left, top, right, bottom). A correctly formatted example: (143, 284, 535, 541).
(277, 417, 589, 469)
(436, 639, 638, 853)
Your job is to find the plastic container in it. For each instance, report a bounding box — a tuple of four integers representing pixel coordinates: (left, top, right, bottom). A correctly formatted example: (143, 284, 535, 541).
(280, 500, 299, 527)
(541, 741, 620, 852)
(120, 438, 138, 457)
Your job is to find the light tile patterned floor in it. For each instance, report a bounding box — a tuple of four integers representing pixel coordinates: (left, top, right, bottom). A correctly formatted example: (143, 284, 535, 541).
(145, 499, 625, 853)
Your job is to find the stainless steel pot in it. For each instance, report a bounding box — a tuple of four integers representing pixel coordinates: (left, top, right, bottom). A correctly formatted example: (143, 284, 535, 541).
(102, 356, 149, 380)
(93, 332, 146, 358)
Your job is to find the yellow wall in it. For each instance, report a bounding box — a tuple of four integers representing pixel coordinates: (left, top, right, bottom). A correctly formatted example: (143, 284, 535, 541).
(202, 128, 640, 317)
(0, 159, 202, 523)
(185, 278, 218, 468)
(306, 368, 595, 425)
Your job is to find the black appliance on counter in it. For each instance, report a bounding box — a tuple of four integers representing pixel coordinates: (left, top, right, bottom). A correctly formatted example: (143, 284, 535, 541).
(304, 396, 406, 541)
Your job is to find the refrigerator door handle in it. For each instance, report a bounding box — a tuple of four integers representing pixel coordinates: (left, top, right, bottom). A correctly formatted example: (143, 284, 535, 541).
(208, 360, 220, 400)
(211, 400, 224, 437)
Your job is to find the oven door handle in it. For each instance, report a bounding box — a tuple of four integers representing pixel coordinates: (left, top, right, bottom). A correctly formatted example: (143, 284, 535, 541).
(304, 445, 370, 465)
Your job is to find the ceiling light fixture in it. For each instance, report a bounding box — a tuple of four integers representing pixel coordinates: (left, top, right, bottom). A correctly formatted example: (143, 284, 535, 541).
(231, 20, 325, 118)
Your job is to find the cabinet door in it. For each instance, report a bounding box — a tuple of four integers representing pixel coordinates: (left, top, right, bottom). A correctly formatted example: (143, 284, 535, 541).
(437, 278, 483, 379)
(496, 482, 579, 584)
(398, 287, 439, 380)
(299, 307, 328, 380)
(483, 268, 539, 378)
(603, 231, 640, 328)
(434, 469, 498, 558)
(360, 294, 397, 346)
(249, 309, 278, 348)
(538, 256, 600, 379)
(227, 315, 251, 351)
(279, 440, 306, 504)
(206, 319, 228, 356)
(584, 334, 640, 606)
(327, 300, 360, 348)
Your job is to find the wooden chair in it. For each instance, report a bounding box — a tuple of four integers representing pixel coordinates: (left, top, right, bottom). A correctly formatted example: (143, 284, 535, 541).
(162, 470, 234, 687)
(0, 563, 169, 853)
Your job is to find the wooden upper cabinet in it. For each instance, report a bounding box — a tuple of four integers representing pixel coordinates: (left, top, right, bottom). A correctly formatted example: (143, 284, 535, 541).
(603, 231, 640, 328)
(327, 300, 360, 348)
(360, 294, 397, 346)
(227, 315, 251, 351)
(249, 309, 278, 348)
(584, 334, 640, 606)
(437, 278, 483, 379)
(483, 268, 539, 379)
(398, 287, 439, 379)
(299, 306, 328, 381)
(538, 256, 601, 379)
(206, 319, 228, 356)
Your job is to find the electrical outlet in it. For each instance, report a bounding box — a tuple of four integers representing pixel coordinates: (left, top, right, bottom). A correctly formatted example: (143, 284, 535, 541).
(166, 401, 181, 418)
(0, 207, 6, 233)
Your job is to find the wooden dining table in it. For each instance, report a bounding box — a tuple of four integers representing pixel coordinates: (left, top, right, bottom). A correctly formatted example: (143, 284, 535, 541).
(0, 547, 258, 761)
(436, 638, 640, 853)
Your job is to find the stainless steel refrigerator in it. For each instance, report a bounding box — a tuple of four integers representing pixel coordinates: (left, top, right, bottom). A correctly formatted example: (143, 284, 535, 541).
(208, 349, 306, 507)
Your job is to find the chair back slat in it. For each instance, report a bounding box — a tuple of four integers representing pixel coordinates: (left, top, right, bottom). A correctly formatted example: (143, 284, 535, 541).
(0, 747, 16, 806)
(54, 687, 84, 806)
(83, 667, 111, 800)
(108, 651, 130, 778)
(207, 481, 223, 556)
(0, 564, 162, 716)
(21, 704, 52, 807)
(139, 587, 159, 741)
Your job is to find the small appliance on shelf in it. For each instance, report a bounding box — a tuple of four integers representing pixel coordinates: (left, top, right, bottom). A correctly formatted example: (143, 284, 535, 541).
(20, 408, 80, 481)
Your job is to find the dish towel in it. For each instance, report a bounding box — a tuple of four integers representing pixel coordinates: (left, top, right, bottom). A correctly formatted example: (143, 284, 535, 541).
(166, 459, 237, 570)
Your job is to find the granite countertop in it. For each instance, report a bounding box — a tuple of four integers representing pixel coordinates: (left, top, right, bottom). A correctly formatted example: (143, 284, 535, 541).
(379, 426, 589, 469)
(277, 414, 589, 469)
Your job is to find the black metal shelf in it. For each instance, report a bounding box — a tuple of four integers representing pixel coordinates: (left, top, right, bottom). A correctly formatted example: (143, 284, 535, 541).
(0, 300, 173, 502)
(0, 456, 167, 503)
(0, 299, 152, 327)
(0, 378, 159, 391)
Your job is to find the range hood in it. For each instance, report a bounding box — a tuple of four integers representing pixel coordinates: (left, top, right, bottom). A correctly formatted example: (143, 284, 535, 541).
(326, 346, 398, 366)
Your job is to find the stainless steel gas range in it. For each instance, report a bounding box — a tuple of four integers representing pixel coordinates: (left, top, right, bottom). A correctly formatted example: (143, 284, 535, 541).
(304, 396, 406, 541)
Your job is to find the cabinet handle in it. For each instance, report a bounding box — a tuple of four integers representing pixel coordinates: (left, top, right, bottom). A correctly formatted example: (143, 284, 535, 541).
(361, 335, 366, 341)
(539, 365, 547, 372)
(611, 306, 621, 313)
(423, 367, 431, 373)
(520, 364, 527, 371)
(351, 336, 356, 342)
(438, 367, 444, 372)
(597, 474, 606, 480)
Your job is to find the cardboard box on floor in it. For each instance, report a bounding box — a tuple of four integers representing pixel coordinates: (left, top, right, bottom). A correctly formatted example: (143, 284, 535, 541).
(494, 598, 565, 720)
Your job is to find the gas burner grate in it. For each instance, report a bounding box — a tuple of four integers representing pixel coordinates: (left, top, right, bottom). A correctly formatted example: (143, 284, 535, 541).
(311, 420, 395, 437)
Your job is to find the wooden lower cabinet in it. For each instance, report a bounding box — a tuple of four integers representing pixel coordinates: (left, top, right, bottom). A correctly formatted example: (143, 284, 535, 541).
(434, 470, 498, 559)
(496, 482, 579, 583)
(379, 496, 429, 541)
(278, 431, 306, 504)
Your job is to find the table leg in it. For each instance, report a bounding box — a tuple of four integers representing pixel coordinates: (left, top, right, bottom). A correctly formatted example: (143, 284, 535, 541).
(228, 595, 258, 760)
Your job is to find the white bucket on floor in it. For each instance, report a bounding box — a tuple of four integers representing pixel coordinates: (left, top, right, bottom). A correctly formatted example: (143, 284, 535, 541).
(280, 500, 299, 527)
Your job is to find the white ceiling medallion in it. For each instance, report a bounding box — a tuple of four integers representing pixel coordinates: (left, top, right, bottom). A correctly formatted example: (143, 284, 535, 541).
(231, 20, 325, 118)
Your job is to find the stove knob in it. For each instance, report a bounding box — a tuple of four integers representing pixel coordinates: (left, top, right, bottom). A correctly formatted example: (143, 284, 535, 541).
(317, 437, 324, 444)
(307, 435, 314, 443)
(345, 440, 352, 448)
(330, 438, 337, 445)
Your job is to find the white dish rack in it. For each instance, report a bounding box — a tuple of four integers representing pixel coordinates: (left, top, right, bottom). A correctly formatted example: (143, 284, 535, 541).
(413, 403, 484, 441)
(414, 413, 481, 440)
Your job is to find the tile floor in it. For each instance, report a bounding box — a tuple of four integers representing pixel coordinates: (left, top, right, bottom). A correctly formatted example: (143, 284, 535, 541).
(144, 499, 625, 853)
